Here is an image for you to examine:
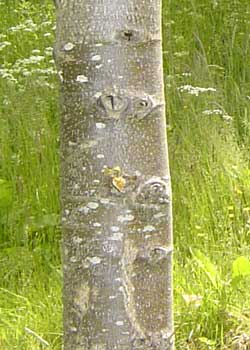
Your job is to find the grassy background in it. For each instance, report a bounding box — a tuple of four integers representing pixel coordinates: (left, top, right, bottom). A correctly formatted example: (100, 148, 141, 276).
(1, 0, 250, 349)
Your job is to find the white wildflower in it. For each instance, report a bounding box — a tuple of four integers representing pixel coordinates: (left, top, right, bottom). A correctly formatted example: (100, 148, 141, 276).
(202, 109, 233, 122)
(174, 51, 189, 57)
(0, 41, 11, 50)
(202, 109, 223, 115)
(221, 115, 233, 122)
(22, 70, 32, 77)
(40, 21, 52, 27)
(9, 24, 26, 32)
(32, 49, 41, 54)
(44, 47, 53, 55)
(178, 85, 216, 96)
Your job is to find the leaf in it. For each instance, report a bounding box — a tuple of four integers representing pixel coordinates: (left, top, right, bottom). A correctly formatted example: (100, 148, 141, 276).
(112, 176, 126, 192)
(191, 249, 222, 289)
(232, 256, 250, 279)
(0, 179, 13, 209)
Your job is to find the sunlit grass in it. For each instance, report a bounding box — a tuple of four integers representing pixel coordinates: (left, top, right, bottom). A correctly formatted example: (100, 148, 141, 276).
(0, 1, 61, 349)
(163, 0, 250, 349)
(1, 0, 250, 349)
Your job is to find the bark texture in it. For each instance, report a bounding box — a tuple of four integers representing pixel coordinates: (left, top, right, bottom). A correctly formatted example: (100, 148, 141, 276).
(55, 1, 173, 349)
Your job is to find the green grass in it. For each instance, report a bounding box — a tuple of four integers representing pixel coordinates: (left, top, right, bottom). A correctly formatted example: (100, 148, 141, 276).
(1, 0, 250, 349)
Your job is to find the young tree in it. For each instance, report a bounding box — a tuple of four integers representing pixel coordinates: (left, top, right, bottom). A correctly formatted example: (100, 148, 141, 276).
(55, 0, 173, 349)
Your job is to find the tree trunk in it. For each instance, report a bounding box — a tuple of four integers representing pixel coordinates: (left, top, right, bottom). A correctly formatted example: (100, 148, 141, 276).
(55, 1, 173, 349)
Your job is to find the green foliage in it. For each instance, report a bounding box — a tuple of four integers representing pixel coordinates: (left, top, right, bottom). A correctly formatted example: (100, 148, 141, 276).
(1, 0, 250, 349)
(163, 0, 250, 348)
(0, 0, 61, 348)
(191, 249, 222, 290)
(232, 256, 250, 280)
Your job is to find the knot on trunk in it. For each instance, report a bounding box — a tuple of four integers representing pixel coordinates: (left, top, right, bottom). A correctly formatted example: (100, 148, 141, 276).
(115, 29, 140, 43)
(96, 91, 162, 121)
(97, 93, 129, 119)
(133, 96, 153, 120)
(136, 177, 170, 204)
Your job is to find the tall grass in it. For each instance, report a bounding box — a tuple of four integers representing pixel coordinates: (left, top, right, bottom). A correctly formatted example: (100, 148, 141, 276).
(0, 1, 61, 349)
(1, 0, 250, 349)
(163, 0, 250, 348)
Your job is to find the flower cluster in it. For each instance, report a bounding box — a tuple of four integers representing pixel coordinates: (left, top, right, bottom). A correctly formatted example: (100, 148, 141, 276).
(0, 15, 56, 88)
(178, 84, 217, 96)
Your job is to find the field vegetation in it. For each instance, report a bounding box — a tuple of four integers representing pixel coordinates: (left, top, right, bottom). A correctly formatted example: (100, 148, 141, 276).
(1, 0, 250, 349)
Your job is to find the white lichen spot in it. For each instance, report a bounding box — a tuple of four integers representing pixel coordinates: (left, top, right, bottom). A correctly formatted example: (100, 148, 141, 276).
(70, 327, 77, 333)
(111, 226, 120, 232)
(68, 140, 77, 146)
(116, 321, 124, 326)
(100, 198, 110, 205)
(110, 232, 123, 241)
(73, 236, 83, 244)
(96, 122, 106, 129)
(109, 295, 117, 299)
(117, 214, 135, 223)
(63, 42, 75, 51)
(78, 206, 89, 214)
(103, 242, 113, 253)
(97, 154, 105, 159)
(95, 43, 103, 47)
(93, 179, 100, 184)
(87, 202, 99, 210)
(118, 286, 123, 292)
(94, 92, 102, 99)
(81, 140, 98, 149)
(91, 54, 101, 61)
(65, 209, 70, 216)
(76, 74, 88, 83)
(142, 225, 155, 233)
(153, 212, 166, 220)
(74, 183, 79, 190)
(87, 256, 102, 265)
(95, 64, 103, 70)
(58, 70, 63, 82)
(70, 256, 77, 263)
(93, 222, 101, 227)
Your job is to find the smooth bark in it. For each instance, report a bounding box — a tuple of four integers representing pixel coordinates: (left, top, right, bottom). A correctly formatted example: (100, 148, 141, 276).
(55, 1, 173, 349)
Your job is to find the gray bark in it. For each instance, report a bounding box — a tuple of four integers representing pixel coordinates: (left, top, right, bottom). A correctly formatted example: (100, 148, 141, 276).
(55, 1, 173, 349)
